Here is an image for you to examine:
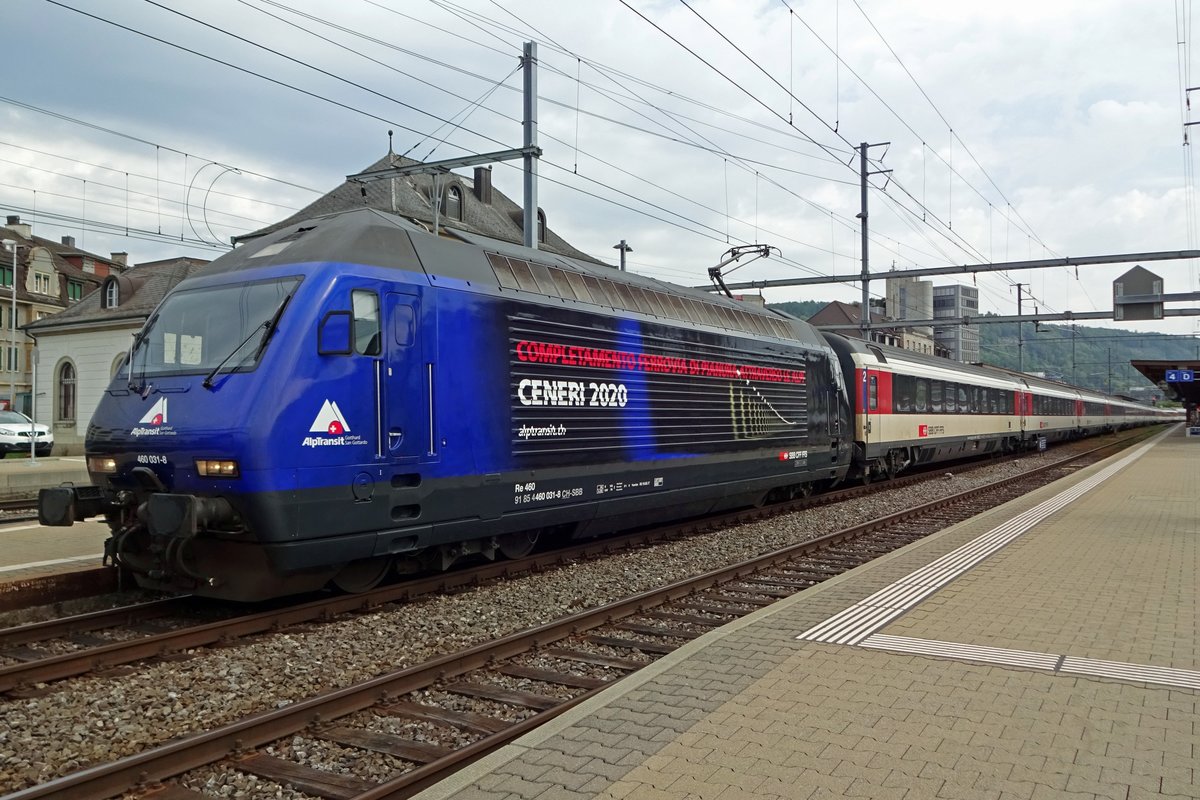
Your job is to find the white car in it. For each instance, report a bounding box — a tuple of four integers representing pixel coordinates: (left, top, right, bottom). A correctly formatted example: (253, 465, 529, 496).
(0, 411, 52, 456)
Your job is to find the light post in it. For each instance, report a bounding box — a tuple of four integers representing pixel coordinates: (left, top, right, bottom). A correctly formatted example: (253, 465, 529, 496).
(28, 348, 36, 464)
(612, 240, 632, 271)
(4, 241, 14, 412)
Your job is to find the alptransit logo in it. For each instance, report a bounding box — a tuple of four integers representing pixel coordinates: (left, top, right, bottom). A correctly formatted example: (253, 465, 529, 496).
(303, 400, 366, 448)
(310, 400, 349, 435)
(132, 397, 175, 437)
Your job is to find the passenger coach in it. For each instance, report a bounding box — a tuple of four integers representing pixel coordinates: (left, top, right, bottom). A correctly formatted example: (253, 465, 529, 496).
(824, 334, 1025, 481)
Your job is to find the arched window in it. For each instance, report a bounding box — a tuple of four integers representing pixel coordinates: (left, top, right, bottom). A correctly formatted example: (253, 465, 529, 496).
(104, 279, 119, 308)
(536, 209, 546, 243)
(444, 186, 462, 221)
(57, 360, 76, 422)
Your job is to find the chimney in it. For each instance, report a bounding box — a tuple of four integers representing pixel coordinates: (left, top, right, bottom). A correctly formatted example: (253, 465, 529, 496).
(110, 252, 128, 267)
(4, 215, 31, 239)
(61, 235, 75, 248)
(473, 165, 493, 205)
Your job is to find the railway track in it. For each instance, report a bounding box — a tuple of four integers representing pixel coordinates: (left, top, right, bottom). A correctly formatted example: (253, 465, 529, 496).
(2, 431, 1146, 800)
(0, 432, 1138, 695)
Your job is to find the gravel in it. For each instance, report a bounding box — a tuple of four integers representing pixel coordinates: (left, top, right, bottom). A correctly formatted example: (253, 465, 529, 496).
(0, 453, 1077, 793)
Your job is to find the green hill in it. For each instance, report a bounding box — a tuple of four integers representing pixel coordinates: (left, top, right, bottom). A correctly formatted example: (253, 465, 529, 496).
(768, 300, 828, 321)
(767, 302, 1195, 395)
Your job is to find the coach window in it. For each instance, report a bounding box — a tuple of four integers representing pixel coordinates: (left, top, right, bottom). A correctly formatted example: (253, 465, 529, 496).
(944, 383, 956, 413)
(894, 375, 913, 413)
(351, 290, 381, 355)
(958, 385, 969, 413)
(915, 379, 928, 413)
(868, 375, 878, 410)
(930, 381, 943, 413)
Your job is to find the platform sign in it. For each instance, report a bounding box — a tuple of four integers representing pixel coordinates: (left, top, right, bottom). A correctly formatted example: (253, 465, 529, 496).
(1037, 435, 1047, 452)
(1165, 369, 1195, 382)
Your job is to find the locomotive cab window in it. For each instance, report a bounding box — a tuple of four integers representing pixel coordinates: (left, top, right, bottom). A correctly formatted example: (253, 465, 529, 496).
(127, 276, 300, 378)
(352, 290, 381, 355)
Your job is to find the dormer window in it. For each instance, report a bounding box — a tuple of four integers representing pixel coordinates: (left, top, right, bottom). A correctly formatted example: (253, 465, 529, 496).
(104, 278, 119, 308)
(34, 273, 52, 294)
(67, 281, 83, 301)
(536, 209, 546, 243)
(444, 185, 463, 221)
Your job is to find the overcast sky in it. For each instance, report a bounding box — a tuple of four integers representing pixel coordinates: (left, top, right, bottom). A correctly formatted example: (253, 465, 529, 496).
(4, 0, 1198, 341)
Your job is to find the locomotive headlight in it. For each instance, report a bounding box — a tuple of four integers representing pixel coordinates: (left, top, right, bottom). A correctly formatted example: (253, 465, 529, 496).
(88, 456, 118, 473)
(195, 459, 240, 478)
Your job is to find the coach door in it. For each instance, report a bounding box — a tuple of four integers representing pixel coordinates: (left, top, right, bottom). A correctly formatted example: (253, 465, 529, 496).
(1018, 379, 1030, 435)
(383, 290, 433, 465)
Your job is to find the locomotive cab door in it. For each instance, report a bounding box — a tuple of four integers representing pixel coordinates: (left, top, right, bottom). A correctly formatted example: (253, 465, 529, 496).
(384, 290, 435, 465)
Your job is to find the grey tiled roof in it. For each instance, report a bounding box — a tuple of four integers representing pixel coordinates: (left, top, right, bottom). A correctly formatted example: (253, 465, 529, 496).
(234, 153, 601, 264)
(24, 257, 210, 331)
(0, 229, 105, 309)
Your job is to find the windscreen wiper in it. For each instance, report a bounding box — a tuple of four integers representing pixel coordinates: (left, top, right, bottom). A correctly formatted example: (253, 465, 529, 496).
(251, 292, 293, 361)
(127, 312, 158, 393)
(202, 293, 294, 390)
(202, 321, 270, 390)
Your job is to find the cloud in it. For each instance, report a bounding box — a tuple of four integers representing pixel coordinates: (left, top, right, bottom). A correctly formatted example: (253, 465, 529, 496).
(1, 0, 1195, 337)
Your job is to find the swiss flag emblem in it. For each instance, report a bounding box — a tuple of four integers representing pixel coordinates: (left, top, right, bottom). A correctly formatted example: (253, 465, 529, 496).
(918, 424, 928, 437)
(139, 398, 167, 426)
(310, 400, 350, 435)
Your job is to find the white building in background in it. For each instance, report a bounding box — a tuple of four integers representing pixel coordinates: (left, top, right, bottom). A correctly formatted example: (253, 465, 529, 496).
(25, 257, 209, 454)
(933, 284, 981, 363)
(0, 215, 117, 415)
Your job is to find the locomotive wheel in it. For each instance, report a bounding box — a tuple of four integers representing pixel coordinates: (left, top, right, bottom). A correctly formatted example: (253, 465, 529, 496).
(497, 530, 539, 559)
(331, 556, 392, 593)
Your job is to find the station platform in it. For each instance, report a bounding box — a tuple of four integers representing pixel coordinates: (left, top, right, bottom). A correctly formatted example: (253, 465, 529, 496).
(0, 457, 111, 608)
(418, 424, 1198, 800)
(0, 454, 88, 499)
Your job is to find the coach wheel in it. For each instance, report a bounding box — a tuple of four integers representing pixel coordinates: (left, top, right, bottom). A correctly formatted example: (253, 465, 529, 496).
(331, 556, 392, 593)
(884, 455, 899, 481)
(498, 530, 539, 560)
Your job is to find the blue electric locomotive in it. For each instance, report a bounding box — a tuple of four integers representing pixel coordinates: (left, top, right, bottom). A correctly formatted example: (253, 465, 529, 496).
(39, 209, 852, 600)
